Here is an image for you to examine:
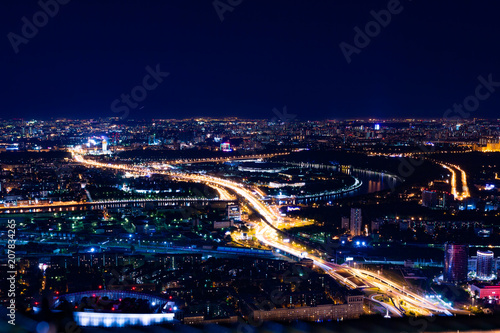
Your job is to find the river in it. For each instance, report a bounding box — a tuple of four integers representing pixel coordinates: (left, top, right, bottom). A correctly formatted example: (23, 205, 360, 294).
(296, 167, 402, 204)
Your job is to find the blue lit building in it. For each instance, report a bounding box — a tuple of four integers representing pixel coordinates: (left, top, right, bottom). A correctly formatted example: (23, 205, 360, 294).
(477, 250, 495, 280)
(444, 243, 468, 283)
(46, 290, 177, 327)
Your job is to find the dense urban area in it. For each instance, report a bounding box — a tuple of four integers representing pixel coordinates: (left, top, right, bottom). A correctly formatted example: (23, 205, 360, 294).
(0, 117, 499, 331)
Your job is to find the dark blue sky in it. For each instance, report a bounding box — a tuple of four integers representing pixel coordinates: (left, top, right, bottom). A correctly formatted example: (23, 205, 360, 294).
(2, 0, 500, 120)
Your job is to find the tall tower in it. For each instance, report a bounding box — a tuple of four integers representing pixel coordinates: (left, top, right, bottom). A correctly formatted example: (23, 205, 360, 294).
(341, 216, 350, 232)
(350, 208, 362, 236)
(422, 190, 438, 207)
(102, 139, 108, 152)
(444, 243, 468, 283)
(477, 250, 494, 280)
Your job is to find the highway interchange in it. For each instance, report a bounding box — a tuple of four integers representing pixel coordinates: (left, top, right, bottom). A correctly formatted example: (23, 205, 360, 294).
(70, 150, 463, 318)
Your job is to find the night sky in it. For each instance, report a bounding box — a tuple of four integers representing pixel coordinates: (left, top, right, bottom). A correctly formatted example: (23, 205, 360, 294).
(2, 0, 500, 120)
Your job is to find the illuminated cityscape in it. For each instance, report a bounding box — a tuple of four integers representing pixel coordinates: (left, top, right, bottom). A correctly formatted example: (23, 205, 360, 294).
(1, 117, 500, 332)
(2, 1, 500, 332)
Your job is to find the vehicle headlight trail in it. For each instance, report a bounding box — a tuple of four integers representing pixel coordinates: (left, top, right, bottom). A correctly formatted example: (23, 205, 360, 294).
(71, 150, 455, 317)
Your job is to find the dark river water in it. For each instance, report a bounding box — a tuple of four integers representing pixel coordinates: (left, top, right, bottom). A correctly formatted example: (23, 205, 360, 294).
(296, 168, 402, 203)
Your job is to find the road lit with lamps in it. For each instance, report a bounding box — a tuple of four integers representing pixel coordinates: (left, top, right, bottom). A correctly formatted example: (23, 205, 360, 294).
(72, 150, 460, 317)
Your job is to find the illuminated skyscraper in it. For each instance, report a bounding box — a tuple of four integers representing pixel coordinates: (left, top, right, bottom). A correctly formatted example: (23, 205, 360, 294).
(444, 243, 468, 283)
(350, 208, 362, 236)
(477, 250, 495, 280)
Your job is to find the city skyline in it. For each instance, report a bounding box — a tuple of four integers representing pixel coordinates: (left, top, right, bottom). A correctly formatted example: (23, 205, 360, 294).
(1, 114, 500, 331)
(2, 1, 500, 332)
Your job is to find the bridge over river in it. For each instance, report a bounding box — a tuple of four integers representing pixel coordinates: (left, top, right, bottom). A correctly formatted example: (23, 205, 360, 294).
(0, 198, 236, 214)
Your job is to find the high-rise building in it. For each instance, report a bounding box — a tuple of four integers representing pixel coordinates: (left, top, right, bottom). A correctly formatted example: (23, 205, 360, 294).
(444, 243, 468, 283)
(227, 204, 241, 221)
(477, 250, 495, 280)
(341, 216, 349, 231)
(422, 190, 438, 208)
(439, 192, 454, 209)
(371, 219, 381, 232)
(350, 208, 362, 236)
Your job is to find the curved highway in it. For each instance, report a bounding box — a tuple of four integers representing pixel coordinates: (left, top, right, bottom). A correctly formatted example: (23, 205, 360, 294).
(71, 151, 455, 317)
